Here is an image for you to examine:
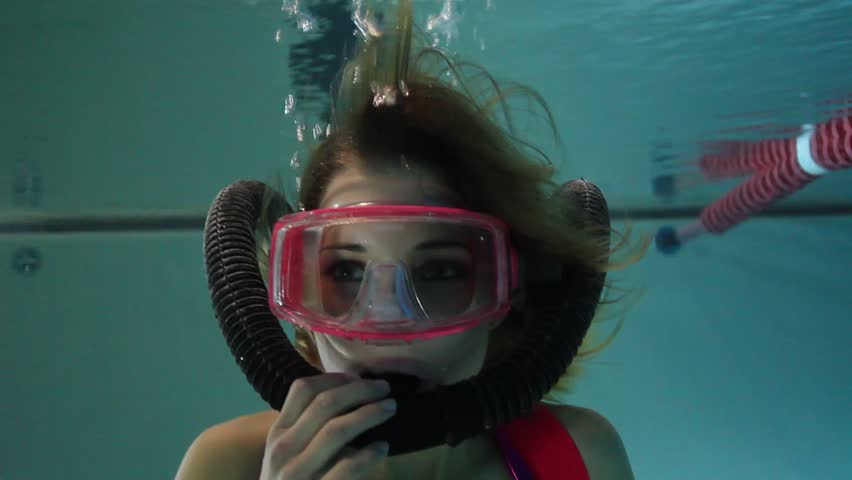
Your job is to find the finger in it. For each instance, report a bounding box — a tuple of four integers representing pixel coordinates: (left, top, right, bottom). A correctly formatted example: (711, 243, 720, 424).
(283, 379, 391, 458)
(273, 373, 357, 431)
(289, 396, 396, 477)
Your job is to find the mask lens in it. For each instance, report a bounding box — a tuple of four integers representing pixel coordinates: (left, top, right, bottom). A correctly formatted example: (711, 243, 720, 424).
(410, 225, 493, 318)
(312, 221, 494, 322)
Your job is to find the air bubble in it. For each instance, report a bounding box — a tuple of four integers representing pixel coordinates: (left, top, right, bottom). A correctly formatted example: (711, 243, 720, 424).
(353, 1, 383, 40)
(296, 13, 316, 33)
(371, 82, 398, 107)
(282, 0, 298, 17)
(426, 0, 462, 46)
(312, 123, 325, 139)
(284, 94, 296, 115)
(296, 121, 305, 142)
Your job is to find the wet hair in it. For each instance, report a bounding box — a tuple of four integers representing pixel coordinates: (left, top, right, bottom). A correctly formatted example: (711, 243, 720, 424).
(257, 0, 647, 402)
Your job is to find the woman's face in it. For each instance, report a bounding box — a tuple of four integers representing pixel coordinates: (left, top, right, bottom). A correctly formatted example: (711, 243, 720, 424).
(309, 163, 503, 391)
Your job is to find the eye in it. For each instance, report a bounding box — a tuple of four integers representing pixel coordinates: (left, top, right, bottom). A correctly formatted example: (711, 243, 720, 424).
(323, 260, 365, 282)
(415, 260, 470, 282)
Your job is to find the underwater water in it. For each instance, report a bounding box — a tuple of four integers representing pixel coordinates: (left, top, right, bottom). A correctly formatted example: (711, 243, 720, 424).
(1, 1, 850, 478)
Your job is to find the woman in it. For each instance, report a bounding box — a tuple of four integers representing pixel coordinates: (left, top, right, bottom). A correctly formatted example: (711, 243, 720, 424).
(177, 2, 642, 478)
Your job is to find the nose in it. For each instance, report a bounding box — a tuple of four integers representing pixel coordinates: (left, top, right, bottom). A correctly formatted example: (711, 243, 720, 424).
(367, 263, 416, 319)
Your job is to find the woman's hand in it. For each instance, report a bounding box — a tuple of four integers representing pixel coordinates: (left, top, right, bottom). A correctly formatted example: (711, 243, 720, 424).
(260, 373, 397, 480)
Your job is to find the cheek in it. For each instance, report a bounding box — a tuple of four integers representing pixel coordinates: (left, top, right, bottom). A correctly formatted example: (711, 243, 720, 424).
(313, 334, 356, 373)
(427, 326, 491, 380)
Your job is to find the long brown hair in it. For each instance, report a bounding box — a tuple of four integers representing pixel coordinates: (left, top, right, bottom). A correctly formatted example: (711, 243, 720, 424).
(257, 0, 648, 402)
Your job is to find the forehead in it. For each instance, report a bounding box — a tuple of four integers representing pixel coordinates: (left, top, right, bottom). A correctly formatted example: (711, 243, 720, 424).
(318, 165, 462, 209)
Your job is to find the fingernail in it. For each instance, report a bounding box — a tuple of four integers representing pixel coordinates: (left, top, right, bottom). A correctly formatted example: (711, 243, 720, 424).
(379, 398, 397, 412)
(373, 441, 390, 455)
(369, 380, 391, 394)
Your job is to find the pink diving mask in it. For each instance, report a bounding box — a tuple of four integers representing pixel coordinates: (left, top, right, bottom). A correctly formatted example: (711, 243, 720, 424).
(268, 205, 519, 344)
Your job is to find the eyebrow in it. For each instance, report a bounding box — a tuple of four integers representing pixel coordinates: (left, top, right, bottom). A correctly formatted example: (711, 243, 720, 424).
(320, 243, 366, 252)
(320, 240, 470, 252)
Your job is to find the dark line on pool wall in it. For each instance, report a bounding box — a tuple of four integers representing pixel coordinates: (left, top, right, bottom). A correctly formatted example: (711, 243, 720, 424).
(1, 204, 851, 234)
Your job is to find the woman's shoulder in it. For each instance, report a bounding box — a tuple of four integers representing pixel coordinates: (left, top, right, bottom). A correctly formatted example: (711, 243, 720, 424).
(199, 408, 279, 451)
(544, 404, 635, 479)
(214, 408, 281, 435)
(205, 408, 280, 453)
(175, 409, 276, 480)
